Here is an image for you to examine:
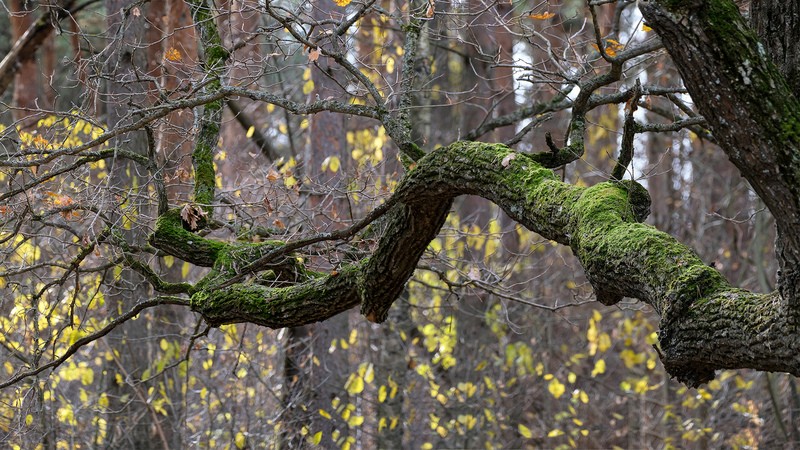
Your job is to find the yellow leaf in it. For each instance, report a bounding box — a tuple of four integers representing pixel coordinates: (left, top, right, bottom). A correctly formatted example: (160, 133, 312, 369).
(344, 374, 364, 395)
(634, 378, 650, 394)
(598, 333, 611, 352)
(334, 0, 351, 6)
(591, 359, 606, 377)
(548, 429, 564, 437)
(235, 432, 246, 449)
(181, 262, 190, 279)
(246, 126, 255, 138)
(311, 431, 322, 445)
(378, 385, 387, 403)
(303, 79, 315, 95)
(548, 378, 565, 399)
(321, 155, 341, 173)
(529, 12, 556, 20)
(363, 363, 374, 383)
(319, 409, 332, 419)
(642, 24, 653, 32)
(348, 415, 364, 427)
(518, 424, 533, 438)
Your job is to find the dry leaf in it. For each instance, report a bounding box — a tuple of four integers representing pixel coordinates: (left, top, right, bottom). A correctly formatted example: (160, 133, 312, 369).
(308, 47, 321, 62)
(529, 12, 556, 20)
(501, 153, 517, 168)
(267, 168, 281, 182)
(164, 47, 182, 62)
(180, 204, 207, 230)
(174, 167, 191, 182)
(132, 7, 141, 17)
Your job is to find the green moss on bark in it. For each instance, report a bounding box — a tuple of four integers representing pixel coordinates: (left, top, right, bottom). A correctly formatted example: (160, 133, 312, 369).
(192, 120, 219, 208)
(191, 264, 362, 327)
(187, 0, 229, 214)
(149, 208, 226, 267)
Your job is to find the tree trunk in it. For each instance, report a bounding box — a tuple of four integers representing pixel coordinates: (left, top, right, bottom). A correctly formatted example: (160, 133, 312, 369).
(639, 0, 800, 311)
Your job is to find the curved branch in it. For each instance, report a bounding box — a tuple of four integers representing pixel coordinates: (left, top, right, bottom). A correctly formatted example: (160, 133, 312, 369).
(639, 0, 800, 306)
(179, 141, 797, 387)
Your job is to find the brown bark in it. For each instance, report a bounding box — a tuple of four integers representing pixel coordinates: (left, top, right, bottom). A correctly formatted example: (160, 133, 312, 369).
(639, 0, 800, 309)
(169, 141, 799, 388)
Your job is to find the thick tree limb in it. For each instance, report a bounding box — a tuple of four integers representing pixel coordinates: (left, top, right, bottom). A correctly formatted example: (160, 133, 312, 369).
(151, 141, 800, 387)
(639, 0, 800, 308)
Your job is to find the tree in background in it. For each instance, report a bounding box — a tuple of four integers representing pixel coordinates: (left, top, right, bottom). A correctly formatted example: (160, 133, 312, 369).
(1, 0, 800, 448)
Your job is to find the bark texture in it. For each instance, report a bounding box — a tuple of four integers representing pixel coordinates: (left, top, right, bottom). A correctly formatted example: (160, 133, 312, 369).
(638, 0, 800, 309)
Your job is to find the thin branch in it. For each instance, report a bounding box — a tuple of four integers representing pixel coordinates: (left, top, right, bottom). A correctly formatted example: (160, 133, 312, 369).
(0, 296, 190, 389)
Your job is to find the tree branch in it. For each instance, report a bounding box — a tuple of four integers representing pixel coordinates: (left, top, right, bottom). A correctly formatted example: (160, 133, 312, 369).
(640, 0, 800, 307)
(0, 296, 190, 389)
(167, 141, 797, 387)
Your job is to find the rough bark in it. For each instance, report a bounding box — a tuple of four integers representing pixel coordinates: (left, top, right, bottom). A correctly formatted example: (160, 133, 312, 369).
(751, 0, 800, 97)
(150, 141, 800, 387)
(638, 0, 800, 309)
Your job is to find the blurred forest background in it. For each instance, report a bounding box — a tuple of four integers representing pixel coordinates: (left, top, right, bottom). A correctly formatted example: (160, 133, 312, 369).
(0, 0, 797, 449)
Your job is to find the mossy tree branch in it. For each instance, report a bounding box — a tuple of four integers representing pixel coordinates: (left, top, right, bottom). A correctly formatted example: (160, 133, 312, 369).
(187, 0, 229, 214)
(639, 0, 800, 308)
(149, 141, 800, 387)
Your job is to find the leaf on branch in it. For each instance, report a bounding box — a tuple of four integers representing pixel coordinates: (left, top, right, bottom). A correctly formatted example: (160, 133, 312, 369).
(334, 0, 351, 6)
(529, 12, 556, 20)
(321, 155, 341, 173)
(308, 47, 321, 62)
(180, 204, 207, 231)
(164, 47, 182, 62)
(426, 0, 435, 18)
(45, 192, 80, 219)
(592, 39, 625, 58)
